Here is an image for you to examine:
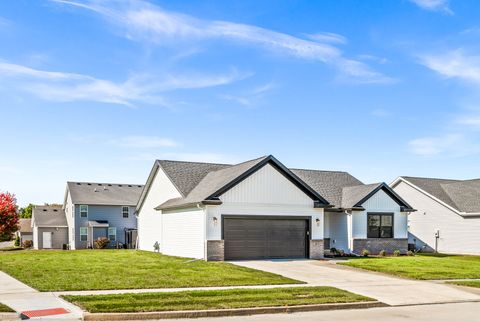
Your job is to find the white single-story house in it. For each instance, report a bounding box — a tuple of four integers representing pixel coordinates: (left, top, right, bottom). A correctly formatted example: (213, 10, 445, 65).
(31, 206, 69, 249)
(391, 176, 480, 255)
(137, 155, 414, 260)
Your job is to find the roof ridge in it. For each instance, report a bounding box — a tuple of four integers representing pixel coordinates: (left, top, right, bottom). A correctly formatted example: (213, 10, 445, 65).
(401, 176, 462, 182)
(156, 159, 233, 166)
(290, 167, 351, 174)
(67, 181, 144, 186)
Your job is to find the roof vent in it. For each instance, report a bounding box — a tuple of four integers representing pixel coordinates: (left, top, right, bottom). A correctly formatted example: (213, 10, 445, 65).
(94, 188, 98, 192)
(98, 184, 102, 186)
(108, 184, 112, 186)
(118, 185, 123, 187)
(128, 185, 132, 187)
(138, 185, 142, 188)
(76, 183, 81, 185)
(87, 183, 92, 186)
(43, 209, 47, 211)
(103, 186, 108, 191)
(53, 209, 58, 212)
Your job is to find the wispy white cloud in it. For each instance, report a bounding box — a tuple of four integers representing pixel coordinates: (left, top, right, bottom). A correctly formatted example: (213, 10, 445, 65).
(52, 0, 393, 84)
(0, 60, 248, 106)
(371, 108, 392, 118)
(305, 32, 347, 45)
(110, 136, 179, 148)
(409, 0, 453, 14)
(420, 49, 480, 84)
(220, 82, 276, 107)
(408, 134, 479, 156)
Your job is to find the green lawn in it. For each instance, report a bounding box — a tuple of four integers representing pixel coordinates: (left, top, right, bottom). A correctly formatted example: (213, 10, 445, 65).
(63, 286, 373, 313)
(0, 303, 14, 312)
(340, 254, 480, 280)
(449, 280, 480, 288)
(0, 250, 300, 291)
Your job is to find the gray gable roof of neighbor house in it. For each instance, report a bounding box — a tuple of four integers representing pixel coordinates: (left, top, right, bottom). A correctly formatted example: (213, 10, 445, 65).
(17, 218, 32, 233)
(32, 206, 68, 227)
(67, 182, 144, 206)
(156, 155, 331, 210)
(401, 176, 480, 213)
(341, 183, 382, 209)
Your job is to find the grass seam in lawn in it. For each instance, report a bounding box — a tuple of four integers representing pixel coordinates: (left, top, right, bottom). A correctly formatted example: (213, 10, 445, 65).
(62, 286, 374, 313)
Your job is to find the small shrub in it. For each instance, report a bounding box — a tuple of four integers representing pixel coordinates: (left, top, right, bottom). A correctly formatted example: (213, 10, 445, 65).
(338, 249, 345, 257)
(22, 240, 32, 248)
(94, 237, 110, 249)
(361, 249, 370, 257)
(330, 247, 337, 255)
(379, 250, 386, 257)
(407, 250, 415, 256)
(14, 235, 20, 247)
(393, 250, 401, 257)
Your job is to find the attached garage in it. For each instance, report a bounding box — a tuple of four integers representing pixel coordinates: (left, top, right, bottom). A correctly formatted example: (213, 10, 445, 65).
(223, 216, 309, 260)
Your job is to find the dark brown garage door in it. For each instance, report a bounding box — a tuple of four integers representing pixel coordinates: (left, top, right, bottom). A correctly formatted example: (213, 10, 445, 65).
(223, 217, 308, 260)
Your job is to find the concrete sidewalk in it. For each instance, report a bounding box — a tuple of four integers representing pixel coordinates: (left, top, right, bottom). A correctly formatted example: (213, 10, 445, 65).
(0, 271, 83, 320)
(232, 260, 480, 306)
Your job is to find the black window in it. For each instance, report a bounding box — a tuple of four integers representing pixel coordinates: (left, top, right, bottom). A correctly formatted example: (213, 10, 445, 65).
(367, 213, 393, 238)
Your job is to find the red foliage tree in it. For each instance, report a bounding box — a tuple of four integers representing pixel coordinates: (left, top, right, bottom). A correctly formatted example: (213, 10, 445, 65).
(0, 192, 19, 238)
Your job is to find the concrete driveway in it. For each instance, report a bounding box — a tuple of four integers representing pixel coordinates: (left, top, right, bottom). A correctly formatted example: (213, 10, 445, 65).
(232, 260, 480, 306)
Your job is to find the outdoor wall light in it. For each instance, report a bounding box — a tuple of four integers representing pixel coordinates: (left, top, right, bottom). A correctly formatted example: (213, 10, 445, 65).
(315, 218, 320, 226)
(213, 217, 218, 225)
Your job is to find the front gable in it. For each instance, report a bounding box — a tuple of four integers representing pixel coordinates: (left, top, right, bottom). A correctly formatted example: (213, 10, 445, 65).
(361, 188, 401, 212)
(355, 184, 414, 212)
(220, 163, 315, 206)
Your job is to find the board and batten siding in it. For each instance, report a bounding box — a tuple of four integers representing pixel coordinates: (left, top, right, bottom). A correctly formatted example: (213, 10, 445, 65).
(137, 166, 182, 252)
(351, 189, 407, 240)
(207, 164, 324, 242)
(393, 180, 480, 255)
(161, 208, 205, 259)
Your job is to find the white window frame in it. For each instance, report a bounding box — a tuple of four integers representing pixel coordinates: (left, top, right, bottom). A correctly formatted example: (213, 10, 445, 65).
(108, 227, 116, 241)
(80, 227, 88, 242)
(80, 205, 88, 218)
(122, 206, 129, 218)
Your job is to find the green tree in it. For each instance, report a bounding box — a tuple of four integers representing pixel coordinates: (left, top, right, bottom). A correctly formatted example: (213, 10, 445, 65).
(19, 204, 33, 218)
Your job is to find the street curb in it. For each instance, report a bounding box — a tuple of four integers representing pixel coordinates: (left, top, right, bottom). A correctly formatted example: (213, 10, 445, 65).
(0, 313, 20, 321)
(83, 301, 387, 320)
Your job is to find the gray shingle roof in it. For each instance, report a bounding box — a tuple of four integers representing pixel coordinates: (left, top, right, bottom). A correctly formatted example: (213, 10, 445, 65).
(158, 160, 231, 197)
(17, 219, 32, 233)
(154, 156, 379, 210)
(341, 183, 382, 209)
(291, 169, 364, 207)
(67, 181, 144, 206)
(158, 156, 269, 209)
(32, 206, 67, 227)
(402, 176, 480, 213)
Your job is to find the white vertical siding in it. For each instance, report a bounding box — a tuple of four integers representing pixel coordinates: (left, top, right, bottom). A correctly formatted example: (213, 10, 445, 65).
(352, 189, 407, 239)
(327, 212, 349, 251)
(221, 164, 313, 206)
(393, 180, 480, 254)
(137, 167, 182, 252)
(161, 208, 205, 259)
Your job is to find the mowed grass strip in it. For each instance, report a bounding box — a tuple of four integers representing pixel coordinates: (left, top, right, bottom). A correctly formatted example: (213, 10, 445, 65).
(340, 254, 480, 280)
(449, 280, 480, 288)
(0, 250, 300, 291)
(63, 287, 373, 313)
(0, 303, 14, 312)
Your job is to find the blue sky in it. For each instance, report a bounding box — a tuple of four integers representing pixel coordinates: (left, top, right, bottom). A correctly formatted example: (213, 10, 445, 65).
(2, 0, 480, 206)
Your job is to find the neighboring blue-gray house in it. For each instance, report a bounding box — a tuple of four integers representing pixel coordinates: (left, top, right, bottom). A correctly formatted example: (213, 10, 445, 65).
(63, 182, 144, 249)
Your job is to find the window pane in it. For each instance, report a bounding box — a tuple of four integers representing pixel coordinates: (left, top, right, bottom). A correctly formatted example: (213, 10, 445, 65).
(381, 226, 393, 238)
(381, 215, 393, 227)
(368, 226, 380, 238)
(368, 215, 380, 227)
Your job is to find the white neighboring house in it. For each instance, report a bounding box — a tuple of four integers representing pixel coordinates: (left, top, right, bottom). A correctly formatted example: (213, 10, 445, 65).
(31, 206, 69, 250)
(137, 155, 414, 260)
(391, 176, 480, 255)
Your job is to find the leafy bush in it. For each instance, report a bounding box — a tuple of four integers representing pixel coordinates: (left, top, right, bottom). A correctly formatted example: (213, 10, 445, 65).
(407, 250, 414, 256)
(379, 250, 386, 257)
(14, 235, 20, 247)
(330, 247, 337, 255)
(94, 237, 110, 249)
(22, 240, 32, 248)
(338, 249, 345, 257)
(361, 249, 370, 257)
(393, 250, 401, 257)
